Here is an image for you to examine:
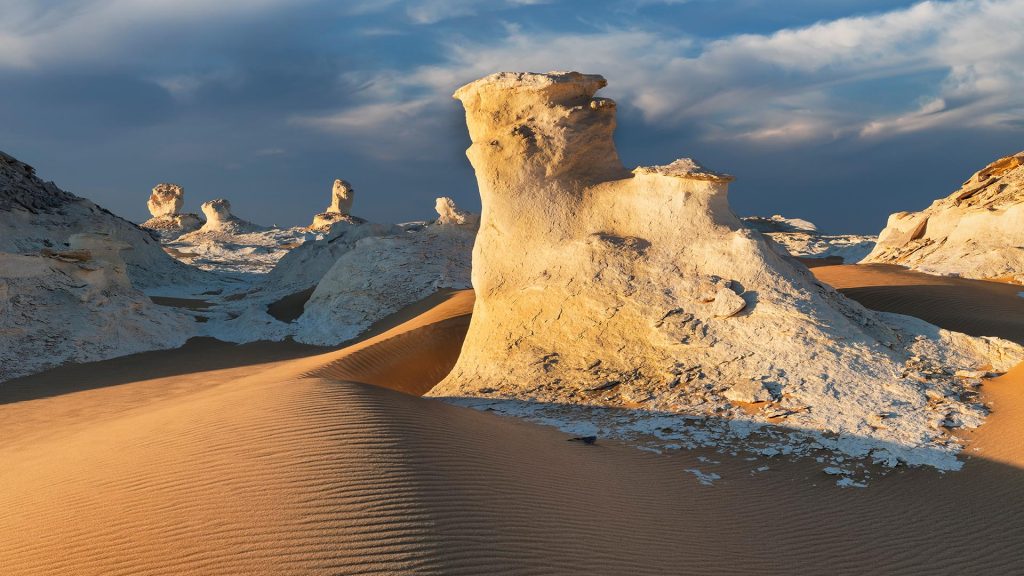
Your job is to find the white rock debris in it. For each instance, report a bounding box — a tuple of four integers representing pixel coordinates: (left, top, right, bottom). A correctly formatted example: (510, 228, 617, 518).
(862, 151, 1024, 283)
(428, 71, 1024, 471)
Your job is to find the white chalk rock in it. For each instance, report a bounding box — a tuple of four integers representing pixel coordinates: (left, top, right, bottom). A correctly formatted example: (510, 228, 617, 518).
(434, 196, 478, 226)
(147, 183, 184, 217)
(428, 71, 1024, 469)
(309, 179, 362, 232)
(862, 151, 1024, 282)
(141, 183, 202, 238)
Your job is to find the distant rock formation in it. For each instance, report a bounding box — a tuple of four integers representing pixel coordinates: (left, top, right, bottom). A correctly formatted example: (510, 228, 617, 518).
(434, 197, 478, 226)
(862, 151, 1024, 283)
(310, 179, 362, 232)
(186, 198, 264, 235)
(204, 199, 475, 346)
(0, 150, 209, 290)
(742, 215, 876, 263)
(428, 71, 1023, 468)
(140, 183, 202, 238)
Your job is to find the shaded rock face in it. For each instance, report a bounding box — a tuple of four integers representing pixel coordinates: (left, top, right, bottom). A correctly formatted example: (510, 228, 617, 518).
(0, 150, 208, 290)
(429, 72, 1023, 468)
(434, 197, 478, 226)
(310, 179, 361, 232)
(862, 151, 1024, 283)
(141, 183, 202, 238)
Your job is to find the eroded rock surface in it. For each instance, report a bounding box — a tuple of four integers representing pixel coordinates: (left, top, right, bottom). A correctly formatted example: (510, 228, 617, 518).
(429, 71, 1023, 469)
(862, 151, 1024, 283)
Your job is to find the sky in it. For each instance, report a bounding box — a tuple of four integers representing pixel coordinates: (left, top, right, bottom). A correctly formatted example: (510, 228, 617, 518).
(1, 0, 1023, 233)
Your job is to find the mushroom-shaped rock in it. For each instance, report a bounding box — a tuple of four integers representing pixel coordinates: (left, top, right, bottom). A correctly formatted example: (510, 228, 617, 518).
(201, 198, 232, 226)
(862, 150, 1024, 282)
(434, 197, 478, 226)
(147, 183, 184, 217)
(140, 183, 202, 238)
(426, 71, 1024, 468)
(309, 179, 363, 232)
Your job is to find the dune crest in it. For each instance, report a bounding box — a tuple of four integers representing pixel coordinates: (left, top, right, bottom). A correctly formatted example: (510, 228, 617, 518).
(430, 71, 1023, 468)
(862, 150, 1024, 282)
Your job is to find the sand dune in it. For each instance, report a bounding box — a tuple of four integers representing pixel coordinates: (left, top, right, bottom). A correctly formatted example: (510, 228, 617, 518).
(3, 278, 1024, 574)
(811, 263, 1024, 342)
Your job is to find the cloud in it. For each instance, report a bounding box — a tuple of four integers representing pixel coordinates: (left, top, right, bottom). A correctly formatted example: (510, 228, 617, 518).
(340, 0, 551, 24)
(300, 0, 1024, 149)
(0, 0, 310, 70)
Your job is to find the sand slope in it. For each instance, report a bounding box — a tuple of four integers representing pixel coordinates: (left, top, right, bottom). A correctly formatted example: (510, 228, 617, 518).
(2, 279, 1024, 574)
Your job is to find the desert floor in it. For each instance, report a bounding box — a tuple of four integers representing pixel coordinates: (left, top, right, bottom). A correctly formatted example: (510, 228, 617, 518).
(1, 265, 1022, 575)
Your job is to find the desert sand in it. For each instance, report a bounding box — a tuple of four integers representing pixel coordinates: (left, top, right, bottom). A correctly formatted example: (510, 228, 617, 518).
(2, 263, 1023, 574)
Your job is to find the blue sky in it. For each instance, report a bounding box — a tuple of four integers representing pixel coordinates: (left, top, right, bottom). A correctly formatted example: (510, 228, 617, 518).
(1, 0, 1022, 233)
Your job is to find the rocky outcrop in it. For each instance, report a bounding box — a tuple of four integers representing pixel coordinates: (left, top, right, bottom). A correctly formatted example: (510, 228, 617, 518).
(140, 183, 202, 238)
(310, 179, 362, 232)
(862, 151, 1024, 282)
(428, 71, 1023, 468)
(434, 197, 478, 226)
(0, 235, 194, 382)
(0, 150, 210, 290)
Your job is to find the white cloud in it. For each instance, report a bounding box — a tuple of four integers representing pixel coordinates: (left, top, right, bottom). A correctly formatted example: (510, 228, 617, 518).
(305, 0, 1024, 147)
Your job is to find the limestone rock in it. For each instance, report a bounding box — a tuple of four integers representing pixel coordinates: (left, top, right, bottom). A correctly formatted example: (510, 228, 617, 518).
(0, 149, 210, 290)
(185, 198, 264, 236)
(428, 71, 1024, 468)
(309, 179, 363, 232)
(147, 183, 184, 217)
(434, 197, 478, 226)
(329, 179, 355, 215)
(862, 151, 1024, 282)
(0, 251, 194, 383)
(140, 183, 203, 239)
(723, 380, 775, 404)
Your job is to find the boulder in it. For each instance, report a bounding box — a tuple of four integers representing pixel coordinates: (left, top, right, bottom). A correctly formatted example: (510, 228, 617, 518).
(862, 151, 1024, 282)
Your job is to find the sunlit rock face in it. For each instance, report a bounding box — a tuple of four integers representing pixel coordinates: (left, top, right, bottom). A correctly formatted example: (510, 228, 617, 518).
(141, 183, 202, 238)
(310, 179, 362, 232)
(429, 72, 1024, 468)
(862, 151, 1024, 283)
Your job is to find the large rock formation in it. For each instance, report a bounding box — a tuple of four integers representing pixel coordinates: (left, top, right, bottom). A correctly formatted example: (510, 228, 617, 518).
(862, 151, 1024, 282)
(0, 150, 209, 290)
(309, 179, 362, 232)
(140, 183, 202, 238)
(429, 72, 1022, 468)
